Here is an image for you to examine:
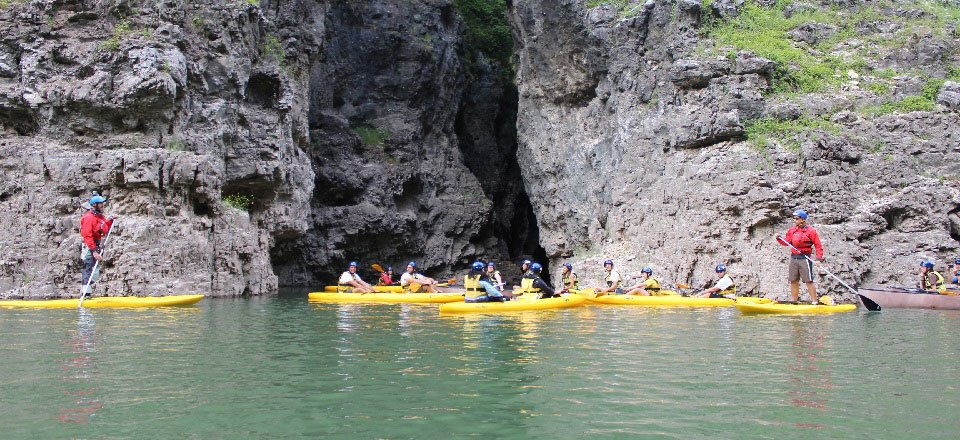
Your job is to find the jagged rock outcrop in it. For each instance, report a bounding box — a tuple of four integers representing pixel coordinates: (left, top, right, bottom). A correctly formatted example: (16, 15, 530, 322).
(509, 0, 960, 298)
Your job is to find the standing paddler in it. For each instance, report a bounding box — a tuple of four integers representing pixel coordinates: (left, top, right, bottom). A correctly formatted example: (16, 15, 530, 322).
(79, 193, 116, 296)
(776, 209, 824, 304)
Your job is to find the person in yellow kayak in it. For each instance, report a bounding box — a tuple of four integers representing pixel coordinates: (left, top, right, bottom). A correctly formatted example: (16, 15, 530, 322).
(512, 259, 533, 291)
(559, 263, 578, 292)
(400, 261, 439, 293)
(485, 261, 504, 292)
(378, 266, 397, 286)
(918, 260, 946, 293)
(338, 261, 375, 293)
(595, 259, 623, 296)
(624, 267, 660, 296)
(465, 261, 508, 302)
(696, 264, 736, 298)
(519, 263, 558, 298)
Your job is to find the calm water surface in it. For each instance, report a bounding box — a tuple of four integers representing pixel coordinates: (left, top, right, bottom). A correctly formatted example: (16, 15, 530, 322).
(1, 290, 958, 439)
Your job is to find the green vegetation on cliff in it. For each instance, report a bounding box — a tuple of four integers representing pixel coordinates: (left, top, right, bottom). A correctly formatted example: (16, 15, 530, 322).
(704, 0, 960, 96)
(454, 0, 513, 72)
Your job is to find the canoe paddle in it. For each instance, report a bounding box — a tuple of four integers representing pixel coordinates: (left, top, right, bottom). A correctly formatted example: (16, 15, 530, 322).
(79, 219, 118, 308)
(777, 236, 880, 311)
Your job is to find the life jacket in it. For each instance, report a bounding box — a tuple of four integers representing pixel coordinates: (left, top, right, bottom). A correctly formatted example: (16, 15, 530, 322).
(562, 271, 579, 290)
(464, 273, 484, 299)
(605, 270, 621, 288)
(486, 270, 501, 285)
(378, 272, 393, 286)
(644, 277, 661, 292)
(788, 226, 816, 255)
(401, 272, 422, 292)
(718, 275, 736, 295)
(923, 271, 946, 293)
(338, 272, 359, 292)
(520, 275, 541, 295)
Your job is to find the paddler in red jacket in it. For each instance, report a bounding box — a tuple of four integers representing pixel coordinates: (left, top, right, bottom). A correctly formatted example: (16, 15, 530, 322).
(776, 209, 824, 304)
(80, 193, 117, 293)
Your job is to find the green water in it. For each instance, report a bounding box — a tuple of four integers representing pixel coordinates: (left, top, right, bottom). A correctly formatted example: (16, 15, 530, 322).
(1, 291, 958, 439)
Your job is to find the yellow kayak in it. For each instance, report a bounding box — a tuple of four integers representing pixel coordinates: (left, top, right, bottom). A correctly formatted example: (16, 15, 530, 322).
(308, 291, 464, 304)
(586, 294, 771, 307)
(323, 285, 404, 293)
(735, 302, 857, 314)
(439, 294, 587, 314)
(0, 294, 205, 309)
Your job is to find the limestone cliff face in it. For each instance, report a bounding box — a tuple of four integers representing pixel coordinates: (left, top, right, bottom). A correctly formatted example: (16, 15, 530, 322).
(0, 0, 521, 297)
(509, 0, 960, 297)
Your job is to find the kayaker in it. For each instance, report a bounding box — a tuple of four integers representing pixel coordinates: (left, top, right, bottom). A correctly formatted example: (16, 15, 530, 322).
(595, 259, 623, 297)
(918, 260, 946, 293)
(338, 261, 375, 293)
(519, 263, 558, 298)
(378, 266, 396, 286)
(776, 209, 824, 305)
(512, 259, 533, 291)
(465, 261, 508, 302)
(400, 261, 438, 293)
(624, 267, 660, 296)
(79, 193, 117, 295)
(696, 264, 736, 298)
(485, 261, 504, 292)
(560, 262, 579, 292)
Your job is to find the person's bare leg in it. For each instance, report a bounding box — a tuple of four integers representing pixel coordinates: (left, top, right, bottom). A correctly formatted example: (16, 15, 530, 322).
(805, 282, 818, 304)
(790, 281, 800, 302)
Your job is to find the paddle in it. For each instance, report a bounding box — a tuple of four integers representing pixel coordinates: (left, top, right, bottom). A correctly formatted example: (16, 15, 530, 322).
(371, 263, 385, 274)
(777, 237, 880, 311)
(79, 219, 118, 308)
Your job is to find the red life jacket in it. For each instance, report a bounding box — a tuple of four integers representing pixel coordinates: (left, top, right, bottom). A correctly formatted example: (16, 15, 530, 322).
(787, 226, 815, 255)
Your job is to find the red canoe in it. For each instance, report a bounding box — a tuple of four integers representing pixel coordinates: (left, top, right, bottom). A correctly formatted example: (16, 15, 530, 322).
(858, 287, 960, 310)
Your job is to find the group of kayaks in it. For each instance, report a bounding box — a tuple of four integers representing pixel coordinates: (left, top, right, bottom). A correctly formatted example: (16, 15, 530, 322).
(0, 286, 951, 314)
(307, 287, 860, 315)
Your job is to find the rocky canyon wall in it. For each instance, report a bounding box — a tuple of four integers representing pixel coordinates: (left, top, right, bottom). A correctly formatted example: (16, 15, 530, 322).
(510, 0, 960, 298)
(0, 0, 524, 298)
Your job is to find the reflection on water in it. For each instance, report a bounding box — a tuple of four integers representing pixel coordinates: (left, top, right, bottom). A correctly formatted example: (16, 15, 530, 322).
(58, 309, 102, 424)
(787, 318, 834, 430)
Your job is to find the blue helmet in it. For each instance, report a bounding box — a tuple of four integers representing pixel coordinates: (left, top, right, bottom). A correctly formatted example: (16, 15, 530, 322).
(955, 258, 960, 265)
(90, 195, 107, 204)
(408, 261, 417, 269)
(641, 267, 653, 275)
(522, 259, 532, 266)
(603, 259, 614, 266)
(471, 261, 484, 271)
(530, 262, 543, 273)
(487, 261, 496, 268)
(954, 277, 959, 284)
(563, 262, 573, 270)
(921, 260, 934, 269)
(793, 210, 808, 220)
(386, 266, 393, 272)
(348, 261, 358, 268)
(716, 264, 727, 273)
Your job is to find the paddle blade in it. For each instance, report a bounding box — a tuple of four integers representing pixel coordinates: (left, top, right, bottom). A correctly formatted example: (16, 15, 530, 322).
(858, 294, 881, 312)
(676, 283, 691, 289)
(372, 263, 384, 274)
(409, 282, 422, 293)
(446, 278, 457, 285)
